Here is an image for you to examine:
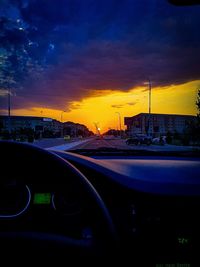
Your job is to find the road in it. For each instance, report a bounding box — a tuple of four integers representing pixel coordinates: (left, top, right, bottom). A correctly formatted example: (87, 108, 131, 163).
(70, 137, 199, 152)
(71, 137, 125, 149)
(32, 137, 89, 149)
(31, 136, 199, 152)
(32, 138, 70, 148)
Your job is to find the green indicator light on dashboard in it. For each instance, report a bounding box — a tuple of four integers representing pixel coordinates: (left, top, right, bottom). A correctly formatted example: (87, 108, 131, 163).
(177, 237, 189, 245)
(33, 193, 51, 204)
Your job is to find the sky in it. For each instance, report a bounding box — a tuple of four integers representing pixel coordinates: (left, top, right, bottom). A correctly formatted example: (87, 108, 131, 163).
(0, 0, 200, 132)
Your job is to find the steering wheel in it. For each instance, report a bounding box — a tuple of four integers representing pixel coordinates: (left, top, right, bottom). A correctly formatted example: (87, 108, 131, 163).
(0, 141, 117, 263)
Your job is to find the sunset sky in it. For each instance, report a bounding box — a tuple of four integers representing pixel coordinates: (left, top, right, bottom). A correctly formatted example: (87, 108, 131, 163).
(0, 0, 200, 133)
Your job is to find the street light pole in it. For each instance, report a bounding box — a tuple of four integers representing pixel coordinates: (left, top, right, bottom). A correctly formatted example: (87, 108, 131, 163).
(148, 78, 152, 137)
(61, 111, 66, 137)
(61, 111, 66, 123)
(8, 88, 11, 134)
(148, 78, 151, 115)
(115, 112, 122, 138)
(93, 122, 101, 136)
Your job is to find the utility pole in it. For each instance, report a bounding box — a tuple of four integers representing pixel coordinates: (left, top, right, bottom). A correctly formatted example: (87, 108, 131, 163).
(60, 111, 66, 137)
(93, 122, 100, 136)
(148, 78, 152, 137)
(8, 88, 11, 134)
(115, 112, 122, 138)
(148, 78, 151, 115)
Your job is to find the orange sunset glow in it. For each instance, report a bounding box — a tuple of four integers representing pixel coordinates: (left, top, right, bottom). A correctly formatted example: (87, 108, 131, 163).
(1, 0, 200, 137)
(11, 80, 199, 133)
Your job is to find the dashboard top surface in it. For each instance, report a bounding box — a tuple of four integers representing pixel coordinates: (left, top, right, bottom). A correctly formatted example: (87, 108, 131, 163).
(54, 150, 200, 196)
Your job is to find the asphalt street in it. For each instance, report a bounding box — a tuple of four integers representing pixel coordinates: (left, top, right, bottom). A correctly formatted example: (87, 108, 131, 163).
(64, 137, 199, 152)
(31, 136, 199, 151)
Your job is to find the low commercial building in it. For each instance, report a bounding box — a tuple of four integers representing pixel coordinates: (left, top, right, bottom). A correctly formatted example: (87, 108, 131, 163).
(124, 113, 196, 137)
(0, 115, 61, 135)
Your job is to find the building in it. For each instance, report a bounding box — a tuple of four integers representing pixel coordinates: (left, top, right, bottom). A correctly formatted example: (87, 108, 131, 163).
(124, 113, 196, 137)
(0, 115, 62, 135)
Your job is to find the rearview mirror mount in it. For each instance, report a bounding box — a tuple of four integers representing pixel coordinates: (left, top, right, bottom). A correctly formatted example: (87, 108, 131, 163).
(168, 0, 200, 5)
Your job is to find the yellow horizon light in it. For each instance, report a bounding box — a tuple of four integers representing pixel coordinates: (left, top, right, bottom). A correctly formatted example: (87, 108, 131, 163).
(4, 80, 199, 132)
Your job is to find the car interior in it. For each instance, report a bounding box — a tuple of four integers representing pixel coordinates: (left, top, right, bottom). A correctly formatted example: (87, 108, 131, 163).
(0, 141, 200, 266)
(1, 0, 200, 266)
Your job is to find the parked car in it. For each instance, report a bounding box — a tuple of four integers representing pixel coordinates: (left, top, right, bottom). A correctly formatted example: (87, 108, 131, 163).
(126, 134, 152, 145)
(64, 135, 71, 140)
(152, 136, 166, 145)
(103, 135, 115, 140)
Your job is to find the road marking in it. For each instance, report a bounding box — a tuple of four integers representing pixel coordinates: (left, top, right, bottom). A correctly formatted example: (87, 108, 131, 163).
(46, 138, 92, 151)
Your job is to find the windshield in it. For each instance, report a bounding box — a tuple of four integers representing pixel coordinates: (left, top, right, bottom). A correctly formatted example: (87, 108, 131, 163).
(0, 0, 200, 153)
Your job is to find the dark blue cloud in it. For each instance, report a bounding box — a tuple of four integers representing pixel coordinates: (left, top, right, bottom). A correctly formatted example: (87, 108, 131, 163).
(0, 0, 200, 111)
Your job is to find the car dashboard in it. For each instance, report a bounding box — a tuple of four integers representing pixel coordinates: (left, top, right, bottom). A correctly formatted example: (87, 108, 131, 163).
(0, 141, 200, 266)
(54, 150, 200, 266)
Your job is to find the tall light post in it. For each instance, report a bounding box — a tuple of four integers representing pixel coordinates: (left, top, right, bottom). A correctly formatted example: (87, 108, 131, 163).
(144, 79, 152, 137)
(148, 78, 152, 137)
(61, 111, 66, 137)
(148, 78, 151, 115)
(61, 110, 66, 123)
(93, 122, 101, 136)
(8, 88, 11, 134)
(115, 112, 122, 138)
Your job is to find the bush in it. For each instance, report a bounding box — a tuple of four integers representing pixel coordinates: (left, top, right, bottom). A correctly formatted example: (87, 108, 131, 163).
(181, 136, 190, 146)
(172, 139, 182, 146)
(166, 132, 172, 144)
(27, 135, 34, 143)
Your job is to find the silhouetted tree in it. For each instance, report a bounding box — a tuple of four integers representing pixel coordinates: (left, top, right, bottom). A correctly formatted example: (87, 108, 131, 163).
(184, 88, 200, 145)
(197, 88, 200, 120)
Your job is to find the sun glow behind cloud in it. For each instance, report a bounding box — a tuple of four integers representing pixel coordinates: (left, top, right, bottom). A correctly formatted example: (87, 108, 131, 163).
(1, 0, 200, 129)
(9, 80, 199, 133)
